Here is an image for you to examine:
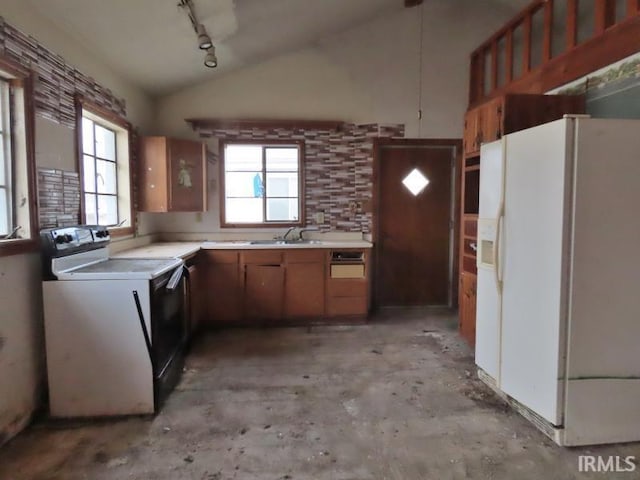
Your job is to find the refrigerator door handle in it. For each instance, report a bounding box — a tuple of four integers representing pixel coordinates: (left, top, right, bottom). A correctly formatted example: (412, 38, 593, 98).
(494, 206, 504, 293)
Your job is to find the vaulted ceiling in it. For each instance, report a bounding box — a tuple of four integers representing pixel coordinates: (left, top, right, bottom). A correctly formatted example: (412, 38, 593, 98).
(25, 0, 532, 96)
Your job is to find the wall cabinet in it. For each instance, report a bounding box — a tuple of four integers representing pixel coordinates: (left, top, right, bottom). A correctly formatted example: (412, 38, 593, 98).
(138, 136, 208, 212)
(463, 94, 585, 157)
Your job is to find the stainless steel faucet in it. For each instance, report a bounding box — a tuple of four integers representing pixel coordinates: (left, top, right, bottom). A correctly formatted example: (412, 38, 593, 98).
(297, 227, 319, 241)
(281, 227, 298, 241)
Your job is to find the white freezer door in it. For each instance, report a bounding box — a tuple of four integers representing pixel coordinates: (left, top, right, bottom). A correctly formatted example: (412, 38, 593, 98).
(475, 140, 504, 380)
(500, 119, 572, 426)
(562, 118, 640, 445)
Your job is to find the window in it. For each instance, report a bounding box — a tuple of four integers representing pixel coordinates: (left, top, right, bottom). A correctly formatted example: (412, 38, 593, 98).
(0, 78, 11, 237)
(221, 142, 303, 226)
(78, 100, 132, 232)
(0, 56, 37, 255)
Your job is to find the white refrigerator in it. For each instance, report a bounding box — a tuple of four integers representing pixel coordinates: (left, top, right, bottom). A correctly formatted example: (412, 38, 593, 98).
(475, 116, 640, 446)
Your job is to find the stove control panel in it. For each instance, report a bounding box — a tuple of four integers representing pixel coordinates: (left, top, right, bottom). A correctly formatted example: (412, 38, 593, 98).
(40, 225, 110, 256)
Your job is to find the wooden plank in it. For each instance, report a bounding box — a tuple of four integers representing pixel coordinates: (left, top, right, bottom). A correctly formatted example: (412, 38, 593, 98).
(185, 118, 344, 132)
(491, 40, 499, 91)
(543, 0, 553, 61)
(566, 0, 578, 49)
(506, 29, 514, 82)
(596, 0, 617, 33)
(523, 13, 532, 74)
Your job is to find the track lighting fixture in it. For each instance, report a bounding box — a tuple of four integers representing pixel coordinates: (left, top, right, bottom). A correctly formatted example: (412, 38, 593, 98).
(179, 0, 218, 68)
(204, 46, 217, 68)
(196, 24, 213, 50)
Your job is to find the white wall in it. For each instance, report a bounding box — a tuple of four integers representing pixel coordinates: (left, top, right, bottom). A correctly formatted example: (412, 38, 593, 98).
(0, 4, 155, 445)
(153, 0, 515, 234)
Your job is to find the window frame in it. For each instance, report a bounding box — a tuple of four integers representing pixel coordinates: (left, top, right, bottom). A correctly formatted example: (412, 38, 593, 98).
(75, 96, 134, 237)
(219, 139, 305, 228)
(0, 55, 38, 258)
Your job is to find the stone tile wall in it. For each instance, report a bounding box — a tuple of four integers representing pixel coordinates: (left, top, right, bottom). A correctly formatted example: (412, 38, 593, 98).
(196, 123, 405, 232)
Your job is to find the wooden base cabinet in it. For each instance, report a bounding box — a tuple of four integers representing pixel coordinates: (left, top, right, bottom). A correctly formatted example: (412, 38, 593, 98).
(285, 251, 325, 319)
(202, 251, 243, 324)
(245, 264, 285, 321)
(459, 272, 477, 346)
(201, 248, 369, 325)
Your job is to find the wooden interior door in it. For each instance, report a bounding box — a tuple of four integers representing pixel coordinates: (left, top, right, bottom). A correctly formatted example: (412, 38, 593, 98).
(375, 141, 456, 307)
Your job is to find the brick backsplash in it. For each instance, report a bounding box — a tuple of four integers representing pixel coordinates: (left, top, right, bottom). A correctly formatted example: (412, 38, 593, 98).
(0, 16, 132, 229)
(195, 123, 405, 233)
(37, 169, 81, 228)
(0, 17, 126, 127)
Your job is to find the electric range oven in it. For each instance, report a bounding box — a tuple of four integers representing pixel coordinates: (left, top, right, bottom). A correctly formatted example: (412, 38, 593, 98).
(40, 226, 188, 418)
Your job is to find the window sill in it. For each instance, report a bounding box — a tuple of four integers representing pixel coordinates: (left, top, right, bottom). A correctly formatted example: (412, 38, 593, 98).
(220, 222, 304, 229)
(0, 238, 39, 257)
(109, 226, 135, 238)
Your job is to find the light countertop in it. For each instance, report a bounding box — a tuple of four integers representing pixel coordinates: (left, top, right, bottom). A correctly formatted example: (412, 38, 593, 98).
(112, 240, 372, 259)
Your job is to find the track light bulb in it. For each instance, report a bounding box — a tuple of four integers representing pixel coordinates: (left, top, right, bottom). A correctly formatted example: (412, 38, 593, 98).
(197, 24, 213, 50)
(204, 46, 217, 68)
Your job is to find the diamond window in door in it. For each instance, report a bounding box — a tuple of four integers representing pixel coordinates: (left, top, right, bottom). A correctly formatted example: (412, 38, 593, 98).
(402, 168, 430, 196)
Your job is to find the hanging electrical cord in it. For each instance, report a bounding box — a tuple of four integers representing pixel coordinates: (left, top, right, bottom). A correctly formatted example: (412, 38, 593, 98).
(417, 1, 425, 138)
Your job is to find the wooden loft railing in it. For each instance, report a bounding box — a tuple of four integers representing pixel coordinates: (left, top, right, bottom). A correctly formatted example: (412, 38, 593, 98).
(469, 0, 640, 106)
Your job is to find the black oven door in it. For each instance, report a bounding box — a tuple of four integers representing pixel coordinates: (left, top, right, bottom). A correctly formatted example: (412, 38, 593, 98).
(150, 266, 188, 410)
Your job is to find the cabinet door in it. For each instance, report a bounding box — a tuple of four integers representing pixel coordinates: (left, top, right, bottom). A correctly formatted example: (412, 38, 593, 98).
(204, 263, 243, 324)
(481, 97, 504, 144)
(168, 139, 207, 212)
(285, 262, 325, 319)
(459, 273, 477, 345)
(463, 109, 481, 156)
(245, 265, 285, 321)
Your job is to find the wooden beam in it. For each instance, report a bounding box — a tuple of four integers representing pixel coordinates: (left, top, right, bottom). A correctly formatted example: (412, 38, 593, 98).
(506, 29, 514, 82)
(523, 13, 532, 74)
(542, 0, 554, 61)
(567, 0, 578, 49)
(185, 118, 345, 132)
(404, 0, 423, 7)
(491, 41, 499, 91)
(596, 0, 617, 33)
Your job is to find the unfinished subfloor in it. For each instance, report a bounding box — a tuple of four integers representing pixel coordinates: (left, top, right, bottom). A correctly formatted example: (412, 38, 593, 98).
(1, 309, 639, 480)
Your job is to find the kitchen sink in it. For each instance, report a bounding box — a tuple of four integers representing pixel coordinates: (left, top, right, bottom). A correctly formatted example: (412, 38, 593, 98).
(248, 239, 323, 245)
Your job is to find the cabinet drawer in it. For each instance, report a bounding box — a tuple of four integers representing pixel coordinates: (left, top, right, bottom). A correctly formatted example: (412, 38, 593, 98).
(242, 250, 283, 265)
(285, 249, 325, 264)
(463, 218, 477, 238)
(202, 250, 238, 264)
(327, 297, 367, 316)
(327, 279, 367, 298)
(330, 264, 365, 279)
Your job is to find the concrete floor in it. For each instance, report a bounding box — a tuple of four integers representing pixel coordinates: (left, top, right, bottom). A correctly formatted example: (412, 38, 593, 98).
(1, 309, 639, 480)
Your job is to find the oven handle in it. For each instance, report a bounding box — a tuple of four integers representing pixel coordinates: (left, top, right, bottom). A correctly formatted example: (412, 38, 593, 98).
(166, 264, 188, 292)
(133, 290, 154, 373)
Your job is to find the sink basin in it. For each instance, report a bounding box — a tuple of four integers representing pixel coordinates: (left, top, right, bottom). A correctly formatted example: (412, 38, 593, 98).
(248, 239, 323, 245)
(249, 239, 286, 245)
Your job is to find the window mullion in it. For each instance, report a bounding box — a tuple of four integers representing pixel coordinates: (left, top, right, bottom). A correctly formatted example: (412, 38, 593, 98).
(262, 146, 267, 223)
